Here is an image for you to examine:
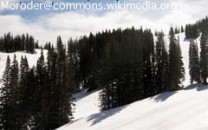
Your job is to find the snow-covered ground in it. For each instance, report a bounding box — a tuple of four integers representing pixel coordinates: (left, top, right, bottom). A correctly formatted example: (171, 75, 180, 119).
(58, 85, 208, 130)
(0, 49, 47, 82)
(57, 33, 208, 130)
(72, 90, 100, 120)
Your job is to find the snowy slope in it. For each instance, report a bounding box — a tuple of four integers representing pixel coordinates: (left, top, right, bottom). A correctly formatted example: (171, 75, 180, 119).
(57, 32, 208, 130)
(72, 90, 100, 120)
(58, 85, 208, 130)
(0, 49, 47, 83)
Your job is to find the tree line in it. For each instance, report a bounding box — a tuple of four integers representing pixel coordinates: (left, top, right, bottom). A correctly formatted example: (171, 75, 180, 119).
(63, 27, 185, 110)
(0, 33, 39, 53)
(185, 16, 208, 39)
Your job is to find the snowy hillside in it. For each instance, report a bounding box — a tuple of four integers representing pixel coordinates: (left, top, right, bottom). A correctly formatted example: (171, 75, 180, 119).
(58, 85, 208, 130)
(0, 49, 47, 83)
(57, 33, 208, 130)
(73, 90, 100, 120)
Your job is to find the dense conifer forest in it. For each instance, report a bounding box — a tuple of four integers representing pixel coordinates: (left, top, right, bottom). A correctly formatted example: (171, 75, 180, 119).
(0, 33, 39, 53)
(1, 16, 208, 129)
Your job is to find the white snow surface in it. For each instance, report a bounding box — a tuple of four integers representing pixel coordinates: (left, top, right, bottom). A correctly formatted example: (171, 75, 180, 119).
(57, 33, 208, 130)
(72, 90, 100, 120)
(58, 85, 208, 130)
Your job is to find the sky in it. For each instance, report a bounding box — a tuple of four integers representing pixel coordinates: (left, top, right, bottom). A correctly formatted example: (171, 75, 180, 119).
(0, 0, 208, 45)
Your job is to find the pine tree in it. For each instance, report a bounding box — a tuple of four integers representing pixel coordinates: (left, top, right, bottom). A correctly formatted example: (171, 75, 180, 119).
(46, 46, 60, 129)
(177, 36, 185, 83)
(34, 48, 48, 129)
(142, 29, 155, 97)
(0, 56, 11, 129)
(200, 31, 208, 84)
(28, 36, 35, 53)
(99, 36, 120, 110)
(68, 39, 80, 91)
(19, 55, 31, 128)
(168, 28, 185, 90)
(181, 26, 184, 33)
(20, 68, 37, 129)
(189, 40, 200, 84)
(9, 54, 20, 129)
(99, 28, 143, 110)
(155, 32, 169, 93)
(56, 36, 73, 125)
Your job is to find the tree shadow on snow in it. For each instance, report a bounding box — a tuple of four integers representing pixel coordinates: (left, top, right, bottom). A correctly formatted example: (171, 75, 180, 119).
(185, 83, 201, 90)
(151, 91, 177, 103)
(74, 89, 99, 102)
(185, 83, 208, 91)
(87, 106, 127, 126)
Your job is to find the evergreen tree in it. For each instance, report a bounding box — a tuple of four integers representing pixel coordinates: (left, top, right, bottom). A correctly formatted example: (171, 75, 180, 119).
(177, 36, 185, 83)
(99, 28, 143, 110)
(155, 32, 169, 93)
(99, 36, 119, 110)
(19, 56, 31, 128)
(185, 24, 199, 39)
(189, 40, 200, 84)
(168, 28, 185, 90)
(142, 29, 156, 97)
(181, 26, 184, 33)
(0, 56, 11, 129)
(46, 46, 60, 129)
(56, 36, 73, 125)
(0, 33, 38, 53)
(20, 68, 37, 129)
(68, 39, 80, 91)
(9, 54, 20, 129)
(28, 36, 35, 53)
(34, 48, 49, 129)
(200, 31, 208, 84)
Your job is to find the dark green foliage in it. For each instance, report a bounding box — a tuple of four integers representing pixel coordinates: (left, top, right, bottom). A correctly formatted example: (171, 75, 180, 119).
(185, 24, 199, 39)
(0, 43, 74, 129)
(99, 28, 143, 110)
(175, 27, 180, 34)
(181, 26, 184, 33)
(79, 34, 99, 91)
(1, 25, 202, 129)
(155, 32, 169, 93)
(0, 33, 38, 53)
(142, 29, 156, 98)
(168, 27, 185, 90)
(0, 55, 21, 130)
(0, 56, 11, 129)
(78, 31, 111, 92)
(189, 41, 200, 84)
(56, 36, 73, 125)
(9, 54, 21, 129)
(34, 37, 74, 130)
(20, 68, 37, 129)
(197, 16, 208, 33)
(67, 39, 81, 91)
(73, 27, 186, 111)
(200, 31, 208, 84)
